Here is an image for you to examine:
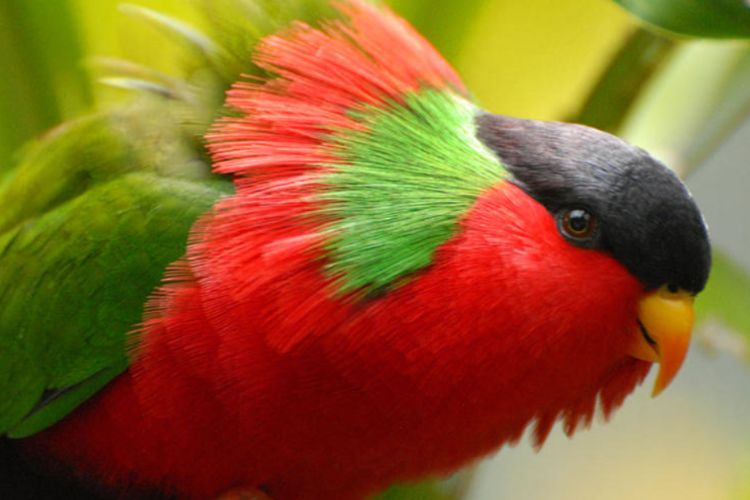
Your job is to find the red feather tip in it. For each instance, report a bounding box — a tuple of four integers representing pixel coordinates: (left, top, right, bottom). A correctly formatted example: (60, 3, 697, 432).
(207, 0, 467, 180)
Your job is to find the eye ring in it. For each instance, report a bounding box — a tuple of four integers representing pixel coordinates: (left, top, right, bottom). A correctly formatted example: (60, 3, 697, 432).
(558, 208, 597, 241)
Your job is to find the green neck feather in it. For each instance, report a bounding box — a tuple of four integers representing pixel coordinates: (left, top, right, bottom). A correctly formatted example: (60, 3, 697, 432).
(321, 89, 505, 295)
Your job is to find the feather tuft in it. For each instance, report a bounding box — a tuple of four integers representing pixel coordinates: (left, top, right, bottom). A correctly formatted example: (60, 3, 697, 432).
(207, 0, 501, 294)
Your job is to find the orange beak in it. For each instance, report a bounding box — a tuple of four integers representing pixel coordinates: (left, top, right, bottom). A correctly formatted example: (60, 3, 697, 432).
(627, 286, 695, 396)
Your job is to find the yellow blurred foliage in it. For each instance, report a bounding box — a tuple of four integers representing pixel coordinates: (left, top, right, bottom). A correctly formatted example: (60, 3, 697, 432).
(69, 0, 204, 105)
(67, 0, 635, 121)
(457, 0, 635, 120)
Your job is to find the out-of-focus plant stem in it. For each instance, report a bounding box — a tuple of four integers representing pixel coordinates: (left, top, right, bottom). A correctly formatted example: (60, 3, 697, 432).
(0, 0, 91, 169)
(574, 28, 675, 133)
(620, 41, 750, 178)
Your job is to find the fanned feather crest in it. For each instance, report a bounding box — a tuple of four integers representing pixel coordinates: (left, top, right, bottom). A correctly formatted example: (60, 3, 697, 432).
(208, 0, 504, 295)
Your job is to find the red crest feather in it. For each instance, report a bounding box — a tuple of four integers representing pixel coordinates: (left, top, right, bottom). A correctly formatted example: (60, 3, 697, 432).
(208, 0, 467, 180)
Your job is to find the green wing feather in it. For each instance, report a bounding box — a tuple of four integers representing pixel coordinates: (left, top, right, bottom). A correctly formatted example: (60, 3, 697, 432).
(0, 0, 334, 437)
(0, 110, 230, 437)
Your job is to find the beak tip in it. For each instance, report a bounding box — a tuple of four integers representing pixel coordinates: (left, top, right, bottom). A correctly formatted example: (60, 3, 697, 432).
(633, 286, 695, 399)
(651, 384, 665, 398)
(649, 353, 686, 397)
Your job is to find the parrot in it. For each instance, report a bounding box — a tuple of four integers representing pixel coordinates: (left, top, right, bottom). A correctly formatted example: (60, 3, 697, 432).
(0, 0, 711, 499)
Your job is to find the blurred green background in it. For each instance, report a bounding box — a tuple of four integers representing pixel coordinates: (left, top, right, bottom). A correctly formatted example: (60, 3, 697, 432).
(1, 0, 750, 499)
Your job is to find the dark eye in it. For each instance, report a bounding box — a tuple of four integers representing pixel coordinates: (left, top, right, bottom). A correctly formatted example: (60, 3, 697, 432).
(559, 208, 596, 241)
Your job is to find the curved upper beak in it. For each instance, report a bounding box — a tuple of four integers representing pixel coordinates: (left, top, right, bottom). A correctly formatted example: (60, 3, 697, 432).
(627, 286, 695, 396)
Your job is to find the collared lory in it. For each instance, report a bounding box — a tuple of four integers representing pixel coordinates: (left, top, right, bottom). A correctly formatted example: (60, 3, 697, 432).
(0, 0, 710, 499)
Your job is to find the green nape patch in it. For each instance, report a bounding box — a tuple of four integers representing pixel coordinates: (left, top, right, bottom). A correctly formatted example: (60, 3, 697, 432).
(320, 89, 504, 295)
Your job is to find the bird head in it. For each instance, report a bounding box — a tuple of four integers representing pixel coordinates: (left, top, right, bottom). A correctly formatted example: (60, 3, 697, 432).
(475, 113, 710, 397)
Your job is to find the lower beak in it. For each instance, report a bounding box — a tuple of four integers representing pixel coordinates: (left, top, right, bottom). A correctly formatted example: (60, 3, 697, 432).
(628, 286, 695, 396)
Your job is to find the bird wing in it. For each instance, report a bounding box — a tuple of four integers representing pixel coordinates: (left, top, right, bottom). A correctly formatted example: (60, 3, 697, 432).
(0, 0, 335, 439)
(0, 111, 229, 437)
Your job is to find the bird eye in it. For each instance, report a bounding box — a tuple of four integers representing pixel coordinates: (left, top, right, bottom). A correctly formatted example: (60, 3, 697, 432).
(559, 208, 596, 241)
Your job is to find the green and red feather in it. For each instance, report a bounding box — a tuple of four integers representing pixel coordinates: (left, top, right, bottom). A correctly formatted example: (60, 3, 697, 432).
(208, 0, 504, 296)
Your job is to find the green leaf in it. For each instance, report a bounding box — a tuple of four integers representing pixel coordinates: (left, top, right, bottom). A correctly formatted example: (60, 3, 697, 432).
(614, 0, 750, 39)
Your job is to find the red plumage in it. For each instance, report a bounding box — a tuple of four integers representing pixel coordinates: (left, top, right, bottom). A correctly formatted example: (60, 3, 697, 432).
(32, 2, 650, 498)
(38, 183, 649, 498)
